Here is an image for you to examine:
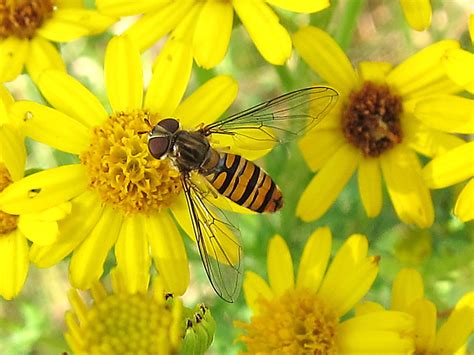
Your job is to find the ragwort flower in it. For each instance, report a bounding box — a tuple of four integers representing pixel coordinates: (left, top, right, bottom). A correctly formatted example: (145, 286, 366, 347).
(293, 26, 473, 228)
(97, 0, 330, 68)
(0, 85, 69, 300)
(0, 0, 115, 83)
(235, 227, 414, 354)
(358, 268, 474, 354)
(0, 35, 240, 295)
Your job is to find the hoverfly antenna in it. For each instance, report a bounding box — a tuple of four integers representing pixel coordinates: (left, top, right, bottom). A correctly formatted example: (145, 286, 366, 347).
(137, 130, 149, 136)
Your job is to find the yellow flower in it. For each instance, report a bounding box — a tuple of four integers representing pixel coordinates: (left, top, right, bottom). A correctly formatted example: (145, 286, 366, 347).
(399, 0, 432, 31)
(423, 141, 474, 221)
(0, 0, 115, 83)
(358, 268, 474, 354)
(0, 85, 69, 300)
(97, 0, 330, 68)
(0, 35, 240, 295)
(235, 227, 414, 354)
(65, 269, 184, 354)
(293, 26, 474, 228)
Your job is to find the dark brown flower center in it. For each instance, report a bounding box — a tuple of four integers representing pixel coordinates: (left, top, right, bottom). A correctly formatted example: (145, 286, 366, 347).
(0, 0, 55, 39)
(0, 163, 18, 235)
(342, 81, 403, 157)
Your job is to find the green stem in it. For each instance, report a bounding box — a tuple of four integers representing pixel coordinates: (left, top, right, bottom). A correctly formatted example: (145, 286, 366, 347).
(333, 0, 366, 50)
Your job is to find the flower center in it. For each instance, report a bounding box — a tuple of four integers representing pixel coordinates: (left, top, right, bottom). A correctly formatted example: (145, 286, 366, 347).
(80, 110, 182, 215)
(0, 0, 55, 39)
(237, 289, 339, 354)
(342, 81, 403, 157)
(76, 293, 178, 353)
(0, 163, 18, 235)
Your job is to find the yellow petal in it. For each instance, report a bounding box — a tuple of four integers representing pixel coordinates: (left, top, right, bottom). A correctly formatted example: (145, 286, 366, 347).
(267, 235, 294, 295)
(146, 212, 189, 296)
(243, 271, 273, 314)
(400, 0, 432, 31)
(169, 192, 194, 241)
(358, 61, 393, 84)
(338, 311, 415, 353)
(293, 26, 358, 96)
(233, 0, 292, 65)
(0, 164, 88, 214)
(391, 268, 424, 312)
(0, 230, 28, 300)
(423, 141, 474, 188)
(144, 38, 193, 117)
(386, 40, 460, 99)
(0, 37, 28, 83)
(298, 128, 346, 172)
(454, 178, 474, 222)
(265, 0, 329, 13)
(0, 85, 14, 113)
(355, 301, 385, 316)
(96, 0, 163, 16)
(318, 234, 378, 317)
(193, 1, 233, 69)
(37, 9, 115, 42)
(358, 158, 382, 217)
(37, 70, 108, 127)
(124, 2, 194, 52)
(9, 101, 90, 154)
(414, 95, 474, 134)
(17, 215, 59, 245)
(115, 214, 150, 294)
(0, 125, 26, 181)
(407, 298, 436, 352)
(297, 143, 359, 221)
(30, 191, 103, 268)
(403, 114, 465, 158)
(470, 14, 474, 44)
(173, 75, 238, 129)
(443, 48, 474, 94)
(105, 36, 143, 112)
(380, 144, 434, 228)
(433, 292, 474, 354)
(70, 205, 122, 289)
(296, 226, 331, 292)
(25, 36, 66, 83)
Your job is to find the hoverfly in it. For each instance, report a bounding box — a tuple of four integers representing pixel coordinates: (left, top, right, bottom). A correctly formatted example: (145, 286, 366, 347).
(147, 87, 338, 302)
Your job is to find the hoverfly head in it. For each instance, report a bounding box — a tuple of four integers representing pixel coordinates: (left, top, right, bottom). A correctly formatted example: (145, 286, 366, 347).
(147, 118, 180, 160)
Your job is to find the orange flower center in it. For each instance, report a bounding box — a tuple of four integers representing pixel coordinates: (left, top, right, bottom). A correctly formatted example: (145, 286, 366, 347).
(80, 109, 182, 215)
(0, 0, 55, 39)
(342, 81, 403, 157)
(0, 163, 18, 235)
(236, 289, 339, 354)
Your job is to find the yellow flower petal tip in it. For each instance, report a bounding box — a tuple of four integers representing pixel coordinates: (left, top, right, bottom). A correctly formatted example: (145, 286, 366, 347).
(400, 0, 432, 31)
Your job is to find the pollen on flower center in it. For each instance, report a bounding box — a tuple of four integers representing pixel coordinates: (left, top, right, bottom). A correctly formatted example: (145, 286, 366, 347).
(80, 110, 182, 215)
(0, 0, 55, 39)
(75, 293, 176, 353)
(0, 163, 18, 235)
(342, 81, 403, 157)
(237, 289, 339, 354)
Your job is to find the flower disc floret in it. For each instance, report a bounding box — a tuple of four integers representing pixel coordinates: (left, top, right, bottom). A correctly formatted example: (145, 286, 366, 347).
(0, 0, 55, 39)
(343, 81, 403, 157)
(0, 163, 18, 235)
(238, 289, 338, 354)
(80, 109, 182, 214)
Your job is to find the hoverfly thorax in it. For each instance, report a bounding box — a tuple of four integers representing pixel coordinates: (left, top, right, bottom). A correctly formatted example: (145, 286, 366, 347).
(147, 118, 180, 159)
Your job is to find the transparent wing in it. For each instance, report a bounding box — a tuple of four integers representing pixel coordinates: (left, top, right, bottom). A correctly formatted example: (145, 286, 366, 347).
(203, 86, 338, 150)
(181, 175, 243, 303)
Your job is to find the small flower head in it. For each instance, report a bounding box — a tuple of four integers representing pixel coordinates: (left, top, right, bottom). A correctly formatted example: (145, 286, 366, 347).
(293, 27, 473, 227)
(235, 227, 414, 354)
(65, 272, 184, 354)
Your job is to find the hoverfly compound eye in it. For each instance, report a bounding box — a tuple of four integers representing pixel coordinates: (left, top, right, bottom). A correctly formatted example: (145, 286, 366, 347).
(158, 118, 180, 133)
(148, 136, 170, 159)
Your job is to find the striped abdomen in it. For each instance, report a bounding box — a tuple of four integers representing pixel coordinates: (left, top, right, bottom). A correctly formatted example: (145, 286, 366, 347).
(205, 153, 283, 213)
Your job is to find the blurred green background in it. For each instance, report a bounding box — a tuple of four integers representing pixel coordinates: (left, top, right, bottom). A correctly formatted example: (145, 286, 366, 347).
(1, 0, 473, 354)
